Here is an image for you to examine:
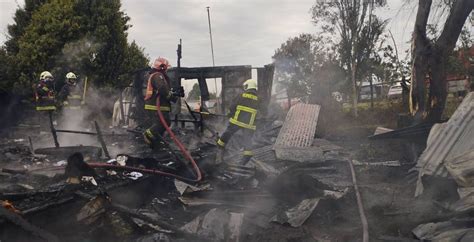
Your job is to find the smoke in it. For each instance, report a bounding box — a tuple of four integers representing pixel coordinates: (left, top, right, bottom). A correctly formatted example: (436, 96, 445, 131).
(47, 36, 114, 148)
(53, 36, 102, 78)
(56, 83, 107, 147)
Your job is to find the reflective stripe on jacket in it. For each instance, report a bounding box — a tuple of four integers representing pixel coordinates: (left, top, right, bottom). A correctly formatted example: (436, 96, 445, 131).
(143, 71, 172, 112)
(144, 104, 171, 112)
(35, 82, 56, 111)
(229, 91, 259, 130)
(64, 92, 84, 109)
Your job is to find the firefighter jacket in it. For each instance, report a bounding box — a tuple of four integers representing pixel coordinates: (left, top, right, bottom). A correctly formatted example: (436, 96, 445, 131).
(58, 83, 84, 110)
(143, 71, 174, 112)
(35, 81, 56, 111)
(229, 89, 259, 130)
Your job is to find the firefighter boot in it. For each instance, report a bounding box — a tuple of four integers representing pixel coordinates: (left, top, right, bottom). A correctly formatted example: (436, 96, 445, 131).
(216, 148, 225, 165)
(215, 137, 226, 164)
(240, 150, 253, 165)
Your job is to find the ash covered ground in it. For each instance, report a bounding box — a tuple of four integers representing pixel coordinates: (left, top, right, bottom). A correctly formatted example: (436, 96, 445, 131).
(0, 101, 471, 242)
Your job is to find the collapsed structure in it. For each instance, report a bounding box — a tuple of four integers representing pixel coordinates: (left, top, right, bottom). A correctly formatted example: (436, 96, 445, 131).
(0, 63, 353, 241)
(1, 53, 474, 241)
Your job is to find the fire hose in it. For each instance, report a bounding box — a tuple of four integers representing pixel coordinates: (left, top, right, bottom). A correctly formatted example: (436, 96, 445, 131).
(26, 97, 203, 183)
(89, 97, 202, 183)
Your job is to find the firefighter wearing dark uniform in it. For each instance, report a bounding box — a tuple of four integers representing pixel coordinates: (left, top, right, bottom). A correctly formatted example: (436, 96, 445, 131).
(216, 79, 259, 164)
(35, 71, 56, 112)
(143, 57, 178, 150)
(58, 72, 84, 110)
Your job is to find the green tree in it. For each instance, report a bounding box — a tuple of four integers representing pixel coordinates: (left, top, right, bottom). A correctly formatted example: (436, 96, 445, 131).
(187, 83, 201, 101)
(14, 0, 83, 94)
(1, 0, 148, 95)
(5, 0, 47, 55)
(0, 47, 13, 93)
(273, 33, 345, 103)
(311, 0, 388, 117)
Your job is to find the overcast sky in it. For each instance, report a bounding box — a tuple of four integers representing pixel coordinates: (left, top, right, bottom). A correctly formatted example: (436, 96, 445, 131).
(1, 0, 420, 67)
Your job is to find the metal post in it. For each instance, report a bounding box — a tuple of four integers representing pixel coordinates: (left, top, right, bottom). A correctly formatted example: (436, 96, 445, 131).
(49, 111, 59, 148)
(95, 121, 110, 159)
(119, 90, 125, 126)
(177, 39, 182, 68)
(206, 7, 218, 99)
(28, 136, 35, 155)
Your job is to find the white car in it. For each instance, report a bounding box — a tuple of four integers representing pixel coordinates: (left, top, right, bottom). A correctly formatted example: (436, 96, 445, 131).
(387, 84, 403, 99)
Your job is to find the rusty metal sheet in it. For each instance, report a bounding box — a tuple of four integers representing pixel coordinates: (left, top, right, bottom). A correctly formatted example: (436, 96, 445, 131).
(273, 103, 321, 162)
(415, 92, 474, 196)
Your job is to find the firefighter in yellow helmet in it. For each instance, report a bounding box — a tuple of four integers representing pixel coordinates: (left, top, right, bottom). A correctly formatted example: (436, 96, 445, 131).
(58, 72, 85, 110)
(35, 71, 56, 112)
(216, 79, 259, 164)
(143, 57, 181, 150)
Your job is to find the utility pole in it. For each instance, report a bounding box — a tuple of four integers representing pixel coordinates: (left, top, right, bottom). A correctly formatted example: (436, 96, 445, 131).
(206, 6, 218, 99)
(177, 39, 182, 68)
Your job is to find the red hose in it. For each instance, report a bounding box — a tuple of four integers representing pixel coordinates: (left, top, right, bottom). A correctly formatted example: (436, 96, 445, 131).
(43, 95, 203, 183)
(87, 162, 200, 181)
(152, 97, 202, 182)
(90, 96, 202, 183)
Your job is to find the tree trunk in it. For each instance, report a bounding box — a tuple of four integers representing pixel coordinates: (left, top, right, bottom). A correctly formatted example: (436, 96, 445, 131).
(370, 74, 374, 109)
(410, 0, 474, 123)
(410, 0, 432, 123)
(351, 60, 358, 117)
(427, 51, 448, 121)
(426, 0, 474, 122)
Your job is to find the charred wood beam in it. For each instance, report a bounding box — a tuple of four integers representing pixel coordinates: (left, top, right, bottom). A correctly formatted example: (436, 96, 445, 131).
(0, 206, 59, 242)
(0, 168, 28, 175)
(54, 129, 129, 136)
(74, 191, 200, 239)
(21, 196, 75, 215)
(55, 129, 97, 135)
(1, 189, 63, 201)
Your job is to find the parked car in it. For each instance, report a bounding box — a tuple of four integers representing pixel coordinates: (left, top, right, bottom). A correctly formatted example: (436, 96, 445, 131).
(387, 84, 403, 99)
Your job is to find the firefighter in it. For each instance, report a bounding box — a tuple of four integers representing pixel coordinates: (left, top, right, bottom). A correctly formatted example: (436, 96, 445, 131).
(58, 72, 84, 110)
(216, 79, 259, 164)
(35, 71, 56, 112)
(34, 71, 56, 131)
(143, 57, 180, 150)
(57, 72, 87, 129)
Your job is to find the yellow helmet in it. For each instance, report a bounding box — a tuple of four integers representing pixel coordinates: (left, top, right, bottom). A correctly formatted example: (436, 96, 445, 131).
(243, 79, 257, 91)
(40, 71, 53, 81)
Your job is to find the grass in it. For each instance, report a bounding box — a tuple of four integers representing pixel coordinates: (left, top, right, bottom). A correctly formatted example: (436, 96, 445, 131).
(339, 95, 465, 128)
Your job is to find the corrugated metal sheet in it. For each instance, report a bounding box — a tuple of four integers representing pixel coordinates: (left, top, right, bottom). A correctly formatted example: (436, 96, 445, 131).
(415, 92, 474, 196)
(274, 103, 320, 148)
(273, 103, 321, 162)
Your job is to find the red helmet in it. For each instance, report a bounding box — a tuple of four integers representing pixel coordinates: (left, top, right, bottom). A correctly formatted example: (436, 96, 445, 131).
(152, 57, 171, 71)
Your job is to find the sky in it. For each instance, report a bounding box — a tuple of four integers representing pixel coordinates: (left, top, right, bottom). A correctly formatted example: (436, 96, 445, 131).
(0, 0, 443, 93)
(0, 0, 420, 67)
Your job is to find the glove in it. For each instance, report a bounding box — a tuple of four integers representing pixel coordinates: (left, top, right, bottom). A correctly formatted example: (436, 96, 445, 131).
(171, 86, 185, 98)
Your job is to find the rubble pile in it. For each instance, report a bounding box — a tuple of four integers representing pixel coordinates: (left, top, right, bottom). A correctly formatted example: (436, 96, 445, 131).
(412, 92, 474, 241)
(0, 103, 357, 241)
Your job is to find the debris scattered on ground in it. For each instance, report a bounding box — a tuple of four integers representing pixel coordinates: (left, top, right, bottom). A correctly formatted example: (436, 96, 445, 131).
(415, 92, 474, 196)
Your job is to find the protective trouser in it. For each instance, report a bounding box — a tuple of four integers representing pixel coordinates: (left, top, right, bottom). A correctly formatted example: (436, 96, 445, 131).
(143, 111, 171, 151)
(216, 123, 255, 163)
(37, 110, 55, 132)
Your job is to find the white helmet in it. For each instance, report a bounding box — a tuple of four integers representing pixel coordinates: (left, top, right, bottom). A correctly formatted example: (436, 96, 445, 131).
(40, 71, 53, 81)
(66, 72, 77, 79)
(243, 79, 257, 91)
